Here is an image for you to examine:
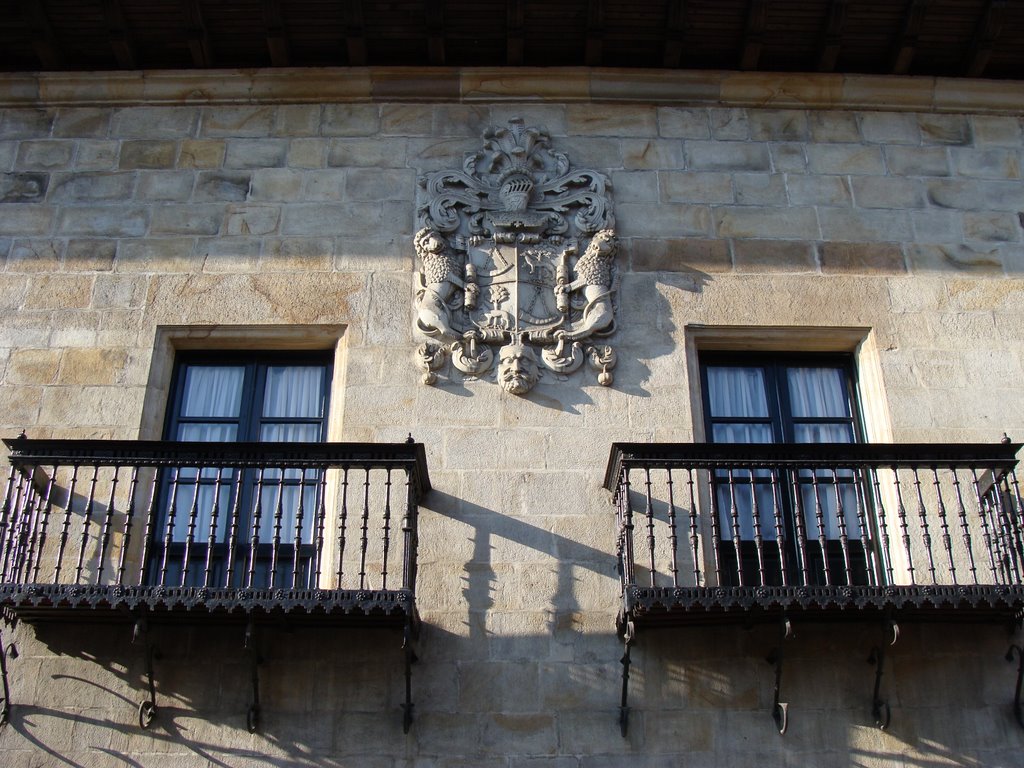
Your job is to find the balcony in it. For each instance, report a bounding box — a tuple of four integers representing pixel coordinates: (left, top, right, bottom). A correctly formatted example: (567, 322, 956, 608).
(0, 435, 431, 730)
(604, 440, 1024, 733)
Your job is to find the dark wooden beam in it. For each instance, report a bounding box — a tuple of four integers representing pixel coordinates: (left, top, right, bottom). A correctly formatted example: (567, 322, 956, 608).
(507, 0, 524, 65)
(263, 0, 289, 66)
(101, 0, 136, 69)
(182, 0, 212, 68)
(817, 0, 847, 72)
(663, 0, 686, 68)
(585, 0, 605, 66)
(21, 0, 63, 70)
(739, 0, 768, 71)
(426, 0, 445, 65)
(343, 0, 367, 66)
(890, 0, 931, 75)
(965, 0, 1007, 77)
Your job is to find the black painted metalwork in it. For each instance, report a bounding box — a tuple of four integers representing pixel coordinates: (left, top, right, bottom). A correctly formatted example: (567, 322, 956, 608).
(1007, 643, 1024, 728)
(0, 628, 16, 727)
(606, 440, 1024, 733)
(617, 614, 635, 737)
(244, 619, 261, 733)
(766, 616, 792, 735)
(132, 618, 159, 729)
(0, 436, 431, 731)
(868, 619, 898, 729)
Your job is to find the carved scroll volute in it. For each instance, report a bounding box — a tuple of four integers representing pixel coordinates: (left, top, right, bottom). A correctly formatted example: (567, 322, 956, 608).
(413, 118, 618, 395)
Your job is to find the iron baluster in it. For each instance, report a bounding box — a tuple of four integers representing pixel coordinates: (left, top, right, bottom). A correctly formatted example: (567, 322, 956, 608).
(871, 467, 895, 585)
(706, 468, 724, 585)
(831, 468, 853, 585)
(74, 465, 100, 585)
(791, 468, 811, 586)
(358, 467, 371, 590)
(30, 465, 58, 584)
(972, 467, 1002, 583)
(203, 467, 226, 588)
(1008, 468, 1024, 583)
(770, 466, 788, 586)
(381, 467, 393, 590)
(750, 468, 767, 586)
(666, 467, 680, 588)
(5, 474, 34, 583)
(912, 468, 937, 583)
(268, 466, 286, 588)
(96, 465, 120, 584)
(951, 468, 978, 585)
(0, 468, 22, 581)
(336, 467, 350, 587)
(932, 467, 956, 583)
(116, 465, 141, 586)
(312, 469, 328, 589)
(852, 465, 875, 585)
(0, 465, 18, 579)
(643, 467, 656, 587)
(290, 468, 307, 589)
(810, 470, 831, 586)
(136, 466, 160, 586)
(245, 467, 266, 589)
(158, 467, 182, 587)
(401, 466, 418, 592)
(621, 467, 636, 589)
(55, 465, 80, 582)
(223, 468, 245, 588)
(726, 468, 744, 586)
(991, 474, 1023, 584)
(893, 469, 915, 585)
(766, 616, 792, 735)
(686, 468, 700, 586)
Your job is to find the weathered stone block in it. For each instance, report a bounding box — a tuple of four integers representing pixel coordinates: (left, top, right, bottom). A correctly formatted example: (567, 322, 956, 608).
(962, 212, 1021, 243)
(224, 138, 288, 169)
(566, 105, 657, 137)
(321, 104, 381, 137)
(925, 179, 982, 210)
(65, 239, 116, 271)
(0, 204, 54, 235)
(118, 140, 176, 169)
(224, 204, 280, 236)
(6, 348, 60, 384)
(287, 138, 327, 169)
(345, 168, 415, 201)
(769, 142, 807, 173)
(733, 173, 787, 205)
(732, 239, 817, 273)
(808, 111, 861, 142)
(151, 204, 222, 235)
(194, 170, 250, 202)
(806, 144, 885, 175)
(57, 207, 148, 237)
(0, 172, 48, 203)
(617, 203, 711, 238)
(911, 210, 963, 244)
(134, 170, 194, 201)
(7, 239, 62, 272)
(659, 172, 732, 204)
(859, 112, 920, 144)
(49, 172, 135, 202)
(329, 137, 409, 168)
(684, 141, 770, 172)
(248, 168, 303, 201)
(820, 242, 906, 274)
(178, 139, 225, 169)
(197, 237, 262, 272)
(200, 106, 276, 137)
(379, 104, 434, 136)
(748, 110, 808, 141)
(819, 208, 912, 241)
(274, 104, 321, 137)
(952, 148, 1021, 179)
(885, 146, 950, 177)
(657, 107, 710, 139)
(610, 171, 658, 202)
(23, 274, 95, 309)
(708, 108, 749, 140)
(906, 243, 1003, 274)
(918, 114, 971, 145)
(115, 238, 195, 272)
(74, 140, 118, 170)
(58, 348, 127, 385)
(0, 109, 55, 138)
(15, 140, 72, 170)
(111, 106, 199, 138)
(621, 139, 683, 170)
(851, 177, 925, 209)
(970, 115, 1023, 147)
(53, 107, 110, 138)
(91, 273, 149, 308)
(714, 206, 819, 239)
(787, 175, 850, 206)
(630, 237, 731, 274)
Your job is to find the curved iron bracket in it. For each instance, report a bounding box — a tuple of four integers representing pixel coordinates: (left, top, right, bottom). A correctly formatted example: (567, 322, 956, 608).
(766, 616, 792, 735)
(132, 618, 159, 729)
(0, 632, 17, 728)
(244, 619, 262, 733)
(868, 619, 899, 730)
(399, 618, 415, 737)
(1006, 643, 1024, 728)
(618, 615, 635, 738)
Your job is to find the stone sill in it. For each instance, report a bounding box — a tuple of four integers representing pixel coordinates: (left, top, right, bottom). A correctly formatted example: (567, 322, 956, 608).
(0, 67, 1022, 115)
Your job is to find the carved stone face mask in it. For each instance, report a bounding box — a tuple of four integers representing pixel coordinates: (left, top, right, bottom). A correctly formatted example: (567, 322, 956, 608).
(497, 343, 540, 395)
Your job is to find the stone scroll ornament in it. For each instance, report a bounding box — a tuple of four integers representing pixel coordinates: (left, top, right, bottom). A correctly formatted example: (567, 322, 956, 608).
(413, 118, 618, 396)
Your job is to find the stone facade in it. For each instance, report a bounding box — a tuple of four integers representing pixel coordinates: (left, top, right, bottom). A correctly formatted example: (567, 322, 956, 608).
(0, 69, 1023, 766)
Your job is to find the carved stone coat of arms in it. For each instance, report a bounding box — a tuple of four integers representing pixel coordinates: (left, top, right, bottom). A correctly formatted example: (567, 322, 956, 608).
(413, 118, 618, 396)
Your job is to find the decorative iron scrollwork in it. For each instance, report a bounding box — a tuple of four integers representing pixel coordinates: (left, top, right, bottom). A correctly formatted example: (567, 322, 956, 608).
(766, 616, 793, 735)
(868, 619, 899, 729)
(132, 618, 159, 729)
(0, 630, 16, 727)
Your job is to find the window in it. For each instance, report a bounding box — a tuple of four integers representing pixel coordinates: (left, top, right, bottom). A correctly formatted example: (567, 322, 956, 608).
(149, 351, 332, 587)
(700, 353, 869, 586)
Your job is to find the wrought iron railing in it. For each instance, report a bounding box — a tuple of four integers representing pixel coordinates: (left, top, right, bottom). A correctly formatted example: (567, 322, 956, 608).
(0, 436, 430, 619)
(604, 441, 1024, 618)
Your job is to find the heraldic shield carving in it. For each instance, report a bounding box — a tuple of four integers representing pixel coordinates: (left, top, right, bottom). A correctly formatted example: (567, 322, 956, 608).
(414, 118, 618, 396)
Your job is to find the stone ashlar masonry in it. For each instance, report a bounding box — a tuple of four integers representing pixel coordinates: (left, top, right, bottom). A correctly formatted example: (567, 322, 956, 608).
(0, 70, 1021, 766)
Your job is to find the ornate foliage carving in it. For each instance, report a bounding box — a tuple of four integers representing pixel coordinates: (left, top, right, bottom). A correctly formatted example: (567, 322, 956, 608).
(414, 118, 618, 395)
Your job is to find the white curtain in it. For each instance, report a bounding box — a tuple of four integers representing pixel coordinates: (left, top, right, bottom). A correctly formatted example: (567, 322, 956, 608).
(263, 366, 324, 418)
(181, 366, 244, 418)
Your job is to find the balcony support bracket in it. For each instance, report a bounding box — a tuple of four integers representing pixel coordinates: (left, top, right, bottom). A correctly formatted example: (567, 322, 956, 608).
(766, 616, 792, 735)
(402, 617, 418, 734)
(244, 619, 262, 733)
(132, 617, 159, 729)
(618, 615, 635, 737)
(1006, 643, 1024, 728)
(868, 618, 898, 729)
(0, 626, 17, 727)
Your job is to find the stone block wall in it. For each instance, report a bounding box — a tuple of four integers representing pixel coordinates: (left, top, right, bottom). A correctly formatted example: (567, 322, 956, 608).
(0, 70, 1022, 766)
